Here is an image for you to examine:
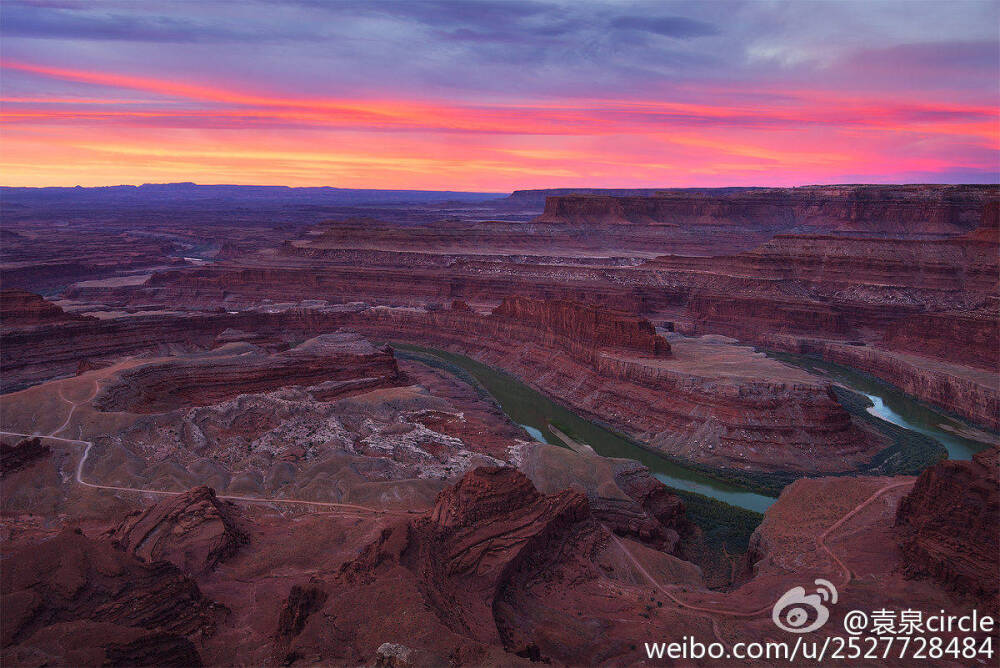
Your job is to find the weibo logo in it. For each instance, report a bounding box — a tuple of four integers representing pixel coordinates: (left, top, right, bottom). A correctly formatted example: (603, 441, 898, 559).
(771, 579, 839, 634)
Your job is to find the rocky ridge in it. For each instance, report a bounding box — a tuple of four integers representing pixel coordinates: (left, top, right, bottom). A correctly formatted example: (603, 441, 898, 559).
(282, 467, 613, 664)
(895, 446, 999, 612)
(0, 289, 95, 328)
(491, 295, 670, 356)
(93, 332, 403, 413)
(1, 528, 221, 665)
(108, 486, 248, 576)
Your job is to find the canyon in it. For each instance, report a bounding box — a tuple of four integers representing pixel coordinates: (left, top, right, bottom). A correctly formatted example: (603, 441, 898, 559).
(53, 184, 995, 428)
(0, 293, 885, 476)
(2, 183, 997, 666)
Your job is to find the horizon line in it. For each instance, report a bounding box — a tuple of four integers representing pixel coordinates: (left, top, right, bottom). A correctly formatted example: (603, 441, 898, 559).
(4, 180, 999, 192)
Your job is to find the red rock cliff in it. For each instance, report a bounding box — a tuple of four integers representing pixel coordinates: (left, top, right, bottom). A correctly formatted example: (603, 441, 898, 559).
(492, 296, 670, 357)
(109, 486, 248, 576)
(0, 289, 94, 328)
(895, 447, 999, 612)
(537, 185, 996, 236)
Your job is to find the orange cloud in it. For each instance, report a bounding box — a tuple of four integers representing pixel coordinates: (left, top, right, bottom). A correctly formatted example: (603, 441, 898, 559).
(2, 60, 997, 189)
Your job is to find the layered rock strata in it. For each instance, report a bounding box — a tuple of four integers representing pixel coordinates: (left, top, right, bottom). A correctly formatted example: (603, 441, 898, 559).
(93, 333, 403, 413)
(537, 184, 995, 236)
(109, 486, 248, 576)
(351, 301, 880, 474)
(59, 188, 996, 432)
(0, 289, 95, 328)
(281, 467, 613, 664)
(0, 299, 371, 392)
(895, 447, 999, 612)
(765, 335, 1000, 431)
(0, 294, 880, 474)
(492, 296, 670, 357)
(1, 528, 220, 663)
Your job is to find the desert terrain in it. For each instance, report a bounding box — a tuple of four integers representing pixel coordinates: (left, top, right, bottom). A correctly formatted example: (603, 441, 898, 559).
(1, 183, 997, 665)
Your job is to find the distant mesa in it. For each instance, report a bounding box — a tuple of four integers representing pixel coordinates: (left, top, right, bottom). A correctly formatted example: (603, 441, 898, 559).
(0, 289, 95, 328)
(0, 183, 504, 205)
(535, 184, 996, 235)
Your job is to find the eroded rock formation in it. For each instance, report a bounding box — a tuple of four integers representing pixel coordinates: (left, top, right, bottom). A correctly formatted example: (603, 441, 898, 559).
(109, 486, 248, 576)
(493, 296, 670, 356)
(94, 333, 403, 413)
(1, 528, 220, 663)
(0, 289, 94, 328)
(281, 467, 610, 664)
(353, 301, 882, 474)
(767, 334, 1000, 430)
(1, 295, 882, 474)
(895, 446, 1000, 611)
(2, 183, 997, 667)
(56, 186, 996, 430)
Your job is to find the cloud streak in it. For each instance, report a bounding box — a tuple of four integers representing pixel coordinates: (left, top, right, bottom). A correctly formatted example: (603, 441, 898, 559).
(0, 0, 997, 188)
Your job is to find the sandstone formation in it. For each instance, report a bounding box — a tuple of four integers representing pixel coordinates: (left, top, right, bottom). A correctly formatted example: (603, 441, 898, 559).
(895, 446, 999, 612)
(275, 585, 328, 643)
(1, 428, 990, 666)
(880, 306, 999, 370)
(0, 289, 94, 328)
(1, 528, 220, 663)
(0, 295, 379, 391)
(517, 443, 697, 554)
(493, 296, 670, 356)
(0, 334, 524, 506)
(280, 467, 617, 664)
(766, 334, 1000, 430)
(60, 186, 996, 430)
(2, 183, 997, 667)
(94, 333, 403, 413)
(109, 486, 248, 576)
(1, 294, 882, 474)
(537, 184, 993, 235)
(269, 468, 989, 665)
(0, 437, 51, 477)
(352, 301, 882, 474)
(663, 225, 999, 340)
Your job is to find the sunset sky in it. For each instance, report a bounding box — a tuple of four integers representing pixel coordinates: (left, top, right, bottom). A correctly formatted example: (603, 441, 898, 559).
(2, 0, 998, 191)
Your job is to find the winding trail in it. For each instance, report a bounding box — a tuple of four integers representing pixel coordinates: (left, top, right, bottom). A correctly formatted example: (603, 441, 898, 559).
(0, 429, 407, 515)
(42, 379, 100, 438)
(1, 379, 408, 516)
(611, 477, 914, 620)
(815, 480, 915, 587)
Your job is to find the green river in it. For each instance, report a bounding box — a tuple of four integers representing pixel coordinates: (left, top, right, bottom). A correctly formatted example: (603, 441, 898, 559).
(766, 351, 997, 462)
(394, 344, 997, 514)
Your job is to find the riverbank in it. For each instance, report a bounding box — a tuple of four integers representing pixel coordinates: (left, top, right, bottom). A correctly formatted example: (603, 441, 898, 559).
(394, 343, 777, 511)
(767, 351, 997, 460)
(395, 341, 964, 497)
(763, 336, 999, 431)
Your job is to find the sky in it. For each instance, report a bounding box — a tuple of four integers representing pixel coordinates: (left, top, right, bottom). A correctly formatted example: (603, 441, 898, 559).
(1, 0, 998, 191)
